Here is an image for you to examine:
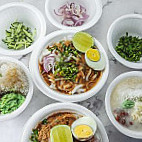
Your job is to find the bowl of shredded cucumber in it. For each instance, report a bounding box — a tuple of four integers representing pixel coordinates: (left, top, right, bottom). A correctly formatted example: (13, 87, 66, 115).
(0, 2, 46, 56)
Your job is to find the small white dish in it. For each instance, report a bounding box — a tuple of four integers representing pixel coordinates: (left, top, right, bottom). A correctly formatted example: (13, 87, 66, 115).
(29, 30, 109, 102)
(0, 2, 46, 56)
(45, 0, 102, 31)
(21, 103, 109, 142)
(0, 56, 33, 121)
(107, 14, 142, 69)
(105, 71, 142, 139)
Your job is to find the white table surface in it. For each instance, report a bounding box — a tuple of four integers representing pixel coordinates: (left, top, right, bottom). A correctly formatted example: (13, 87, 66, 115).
(0, 0, 142, 142)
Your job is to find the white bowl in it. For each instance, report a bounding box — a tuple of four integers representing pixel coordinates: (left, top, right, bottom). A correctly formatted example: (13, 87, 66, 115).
(0, 2, 46, 56)
(29, 30, 109, 102)
(21, 103, 109, 142)
(45, 0, 102, 31)
(105, 71, 142, 139)
(107, 14, 142, 69)
(0, 56, 33, 121)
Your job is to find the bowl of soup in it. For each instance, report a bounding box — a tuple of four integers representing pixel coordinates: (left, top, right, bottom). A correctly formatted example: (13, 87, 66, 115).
(105, 71, 142, 139)
(21, 103, 109, 142)
(29, 30, 109, 102)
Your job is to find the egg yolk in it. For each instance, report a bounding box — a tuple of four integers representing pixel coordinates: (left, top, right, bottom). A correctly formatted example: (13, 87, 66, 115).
(86, 49, 100, 62)
(74, 125, 93, 139)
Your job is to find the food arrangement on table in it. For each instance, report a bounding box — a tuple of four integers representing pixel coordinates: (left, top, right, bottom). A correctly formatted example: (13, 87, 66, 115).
(38, 32, 106, 95)
(0, 0, 141, 142)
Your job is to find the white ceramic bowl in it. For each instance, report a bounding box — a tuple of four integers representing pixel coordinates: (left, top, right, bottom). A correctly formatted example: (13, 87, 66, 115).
(105, 71, 142, 139)
(21, 103, 109, 142)
(107, 14, 142, 69)
(29, 30, 109, 102)
(0, 2, 46, 56)
(45, 0, 102, 31)
(0, 56, 33, 121)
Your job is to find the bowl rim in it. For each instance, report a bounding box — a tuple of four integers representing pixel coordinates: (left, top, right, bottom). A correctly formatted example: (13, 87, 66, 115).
(45, 0, 102, 31)
(29, 30, 109, 102)
(105, 71, 142, 139)
(21, 102, 109, 142)
(0, 2, 46, 56)
(107, 14, 142, 69)
(0, 56, 33, 121)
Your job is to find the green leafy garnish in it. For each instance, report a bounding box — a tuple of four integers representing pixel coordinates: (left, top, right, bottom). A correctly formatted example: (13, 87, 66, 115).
(49, 40, 79, 81)
(116, 32, 142, 62)
(122, 99, 135, 109)
(0, 73, 2, 77)
(30, 129, 39, 142)
(2, 21, 36, 50)
(42, 118, 48, 124)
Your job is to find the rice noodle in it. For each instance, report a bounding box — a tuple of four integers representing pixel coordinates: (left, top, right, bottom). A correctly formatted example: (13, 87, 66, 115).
(72, 84, 84, 95)
(86, 69, 92, 81)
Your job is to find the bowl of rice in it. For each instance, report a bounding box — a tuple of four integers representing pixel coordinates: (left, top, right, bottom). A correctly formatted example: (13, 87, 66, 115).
(0, 56, 33, 121)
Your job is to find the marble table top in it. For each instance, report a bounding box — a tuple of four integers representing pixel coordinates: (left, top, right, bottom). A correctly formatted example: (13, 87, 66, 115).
(0, 0, 142, 142)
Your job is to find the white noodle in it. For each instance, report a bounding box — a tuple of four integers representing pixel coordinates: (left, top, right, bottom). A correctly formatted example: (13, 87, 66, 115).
(72, 84, 83, 95)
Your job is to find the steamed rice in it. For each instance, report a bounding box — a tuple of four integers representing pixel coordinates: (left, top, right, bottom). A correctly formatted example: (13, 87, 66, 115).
(0, 61, 29, 95)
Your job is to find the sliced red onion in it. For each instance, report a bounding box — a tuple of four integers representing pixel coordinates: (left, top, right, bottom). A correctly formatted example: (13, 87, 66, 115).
(54, 2, 89, 27)
(43, 54, 55, 73)
(62, 18, 75, 27)
(54, 9, 63, 16)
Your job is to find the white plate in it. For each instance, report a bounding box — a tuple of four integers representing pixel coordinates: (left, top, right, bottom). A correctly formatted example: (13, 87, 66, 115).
(29, 30, 109, 102)
(0, 56, 33, 121)
(45, 0, 102, 31)
(105, 71, 142, 139)
(0, 2, 46, 56)
(21, 103, 109, 142)
(107, 14, 142, 69)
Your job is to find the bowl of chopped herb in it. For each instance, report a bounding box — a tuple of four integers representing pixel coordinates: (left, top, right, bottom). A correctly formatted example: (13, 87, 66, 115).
(107, 14, 142, 69)
(0, 2, 46, 56)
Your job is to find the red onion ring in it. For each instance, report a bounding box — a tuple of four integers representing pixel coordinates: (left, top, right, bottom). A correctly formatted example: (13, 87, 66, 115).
(43, 54, 55, 73)
(54, 2, 89, 27)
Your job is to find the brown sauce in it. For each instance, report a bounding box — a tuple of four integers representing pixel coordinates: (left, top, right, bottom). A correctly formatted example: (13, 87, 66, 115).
(39, 53, 102, 95)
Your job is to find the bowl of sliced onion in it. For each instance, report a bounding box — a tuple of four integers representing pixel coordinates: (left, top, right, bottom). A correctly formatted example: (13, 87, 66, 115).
(45, 0, 102, 31)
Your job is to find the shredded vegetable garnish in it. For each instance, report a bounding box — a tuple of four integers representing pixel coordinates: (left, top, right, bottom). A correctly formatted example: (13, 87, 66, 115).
(54, 2, 89, 27)
(2, 21, 36, 50)
(122, 100, 135, 109)
(0, 93, 25, 114)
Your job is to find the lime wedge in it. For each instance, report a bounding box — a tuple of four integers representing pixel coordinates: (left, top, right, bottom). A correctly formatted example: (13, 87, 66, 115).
(72, 32, 94, 53)
(50, 125, 73, 142)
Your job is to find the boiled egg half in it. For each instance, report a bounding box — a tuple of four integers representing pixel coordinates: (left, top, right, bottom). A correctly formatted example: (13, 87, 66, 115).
(85, 48, 106, 71)
(71, 117, 97, 141)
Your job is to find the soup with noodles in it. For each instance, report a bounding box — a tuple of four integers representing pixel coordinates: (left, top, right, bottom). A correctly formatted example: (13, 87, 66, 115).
(30, 112, 102, 142)
(39, 40, 102, 95)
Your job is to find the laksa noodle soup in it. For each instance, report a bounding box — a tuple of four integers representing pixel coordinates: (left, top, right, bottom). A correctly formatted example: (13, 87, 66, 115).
(111, 76, 142, 131)
(39, 32, 106, 95)
(30, 111, 102, 142)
